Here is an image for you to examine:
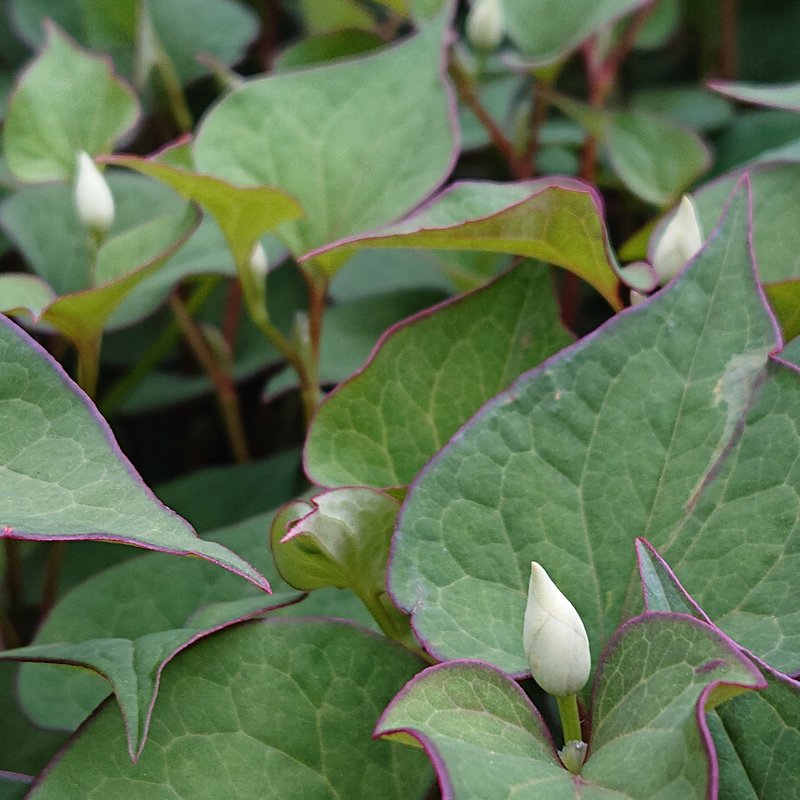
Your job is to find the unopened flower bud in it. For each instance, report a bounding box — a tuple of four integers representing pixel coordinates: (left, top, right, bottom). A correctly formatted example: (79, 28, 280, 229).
(250, 242, 268, 279)
(73, 151, 115, 235)
(651, 195, 703, 285)
(523, 562, 591, 697)
(466, 0, 504, 52)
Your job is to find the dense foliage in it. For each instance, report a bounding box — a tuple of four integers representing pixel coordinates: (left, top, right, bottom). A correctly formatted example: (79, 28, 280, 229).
(1, 1, 799, 797)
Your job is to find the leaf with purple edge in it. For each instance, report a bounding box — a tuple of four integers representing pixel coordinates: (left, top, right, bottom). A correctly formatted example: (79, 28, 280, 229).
(708, 80, 800, 113)
(0, 590, 300, 761)
(389, 180, 781, 675)
(583, 614, 765, 798)
(15, 510, 374, 736)
(305, 178, 628, 307)
(375, 615, 764, 799)
(634, 538, 800, 798)
(4, 22, 139, 183)
(103, 155, 303, 330)
(305, 262, 573, 489)
(693, 162, 800, 340)
(28, 620, 434, 800)
(0, 315, 271, 592)
(193, 6, 457, 269)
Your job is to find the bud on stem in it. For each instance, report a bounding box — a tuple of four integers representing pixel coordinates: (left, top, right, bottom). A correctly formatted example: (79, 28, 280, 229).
(466, 0, 504, 52)
(73, 151, 115, 237)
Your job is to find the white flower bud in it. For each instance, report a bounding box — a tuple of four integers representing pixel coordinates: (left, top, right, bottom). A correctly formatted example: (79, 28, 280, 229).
(523, 562, 591, 697)
(74, 151, 115, 235)
(250, 242, 268, 279)
(466, 0, 504, 52)
(651, 195, 703, 286)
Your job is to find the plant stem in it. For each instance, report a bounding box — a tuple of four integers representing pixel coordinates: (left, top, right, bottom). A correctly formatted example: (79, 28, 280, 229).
(719, 0, 738, 79)
(222, 279, 244, 350)
(556, 693, 583, 744)
(519, 79, 553, 178)
(75, 337, 102, 403)
(169, 292, 251, 464)
(448, 56, 524, 178)
(101, 276, 221, 416)
(41, 541, 66, 618)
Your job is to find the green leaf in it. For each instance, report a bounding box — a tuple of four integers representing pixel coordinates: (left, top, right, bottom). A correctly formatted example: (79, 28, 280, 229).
(376, 616, 764, 799)
(709, 79, 800, 113)
(305, 262, 572, 488)
(105, 155, 303, 329)
(502, 0, 648, 66)
(155, 449, 304, 533)
(714, 664, 800, 799)
(0, 590, 298, 760)
(583, 614, 764, 796)
(41, 205, 200, 344)
(4, 22, 139, 182)
(273, 29, 385, 72)
(631, 87, 734, 132)
(10, 0, 258, 89)
(0, 315, 270, 591)
(29, 620, 433, 799)
(0, 172, 185, 296)
(194, 9, 456, 265)
(636, 538, 707, 620)
(376, 661, 566, 797)
(15, 511, 375, 735)
(308, 179, 627, 305)
(634, 538, 800, 798)
(605, 111, 711, 206)
(0, 274, 55, 318)
(661, 360, 800, 674)
(389, 182, 780, 674)
(693, 162, 800, 339)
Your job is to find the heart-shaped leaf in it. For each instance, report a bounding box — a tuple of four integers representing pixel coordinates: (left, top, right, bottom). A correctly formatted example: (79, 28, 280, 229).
(389, 181, 781, 674)
(29, 620, 434, 800)
(376, 614, 764, 799)
(4, 22, 139, 182)
(307, 179, 627, 305)
(15, 511, 375, 735)
(305, 262, 572, 488)
(193, 7, 457, 266)
(0, 315, 270, 591)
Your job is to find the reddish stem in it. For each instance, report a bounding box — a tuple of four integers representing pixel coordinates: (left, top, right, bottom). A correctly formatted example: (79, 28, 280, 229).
(719, 0, 738, 79)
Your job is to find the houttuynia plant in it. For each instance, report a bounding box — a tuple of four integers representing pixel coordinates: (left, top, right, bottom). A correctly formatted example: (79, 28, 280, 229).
(1, 0, 799, 798)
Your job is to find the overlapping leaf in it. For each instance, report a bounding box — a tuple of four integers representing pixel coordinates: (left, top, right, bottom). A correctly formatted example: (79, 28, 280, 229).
(4, 23, 139, 182)
(305, 262, 572, 488)
(636, 538, 800, 798)
(15, 512, 374, 736)
(307, 179, 627, 305)
(0, 315, 270, 591)
(29, 620, 433, 800)
(389, 182, 783, 674)
(376, 615, 764, 799)
(193, 7, 456, 267)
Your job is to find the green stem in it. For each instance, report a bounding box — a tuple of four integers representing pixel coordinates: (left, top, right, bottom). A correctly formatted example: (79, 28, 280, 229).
(75, 336, 102, 403)
(556, 694, 583, 744)
(357, 588, 434, 663)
